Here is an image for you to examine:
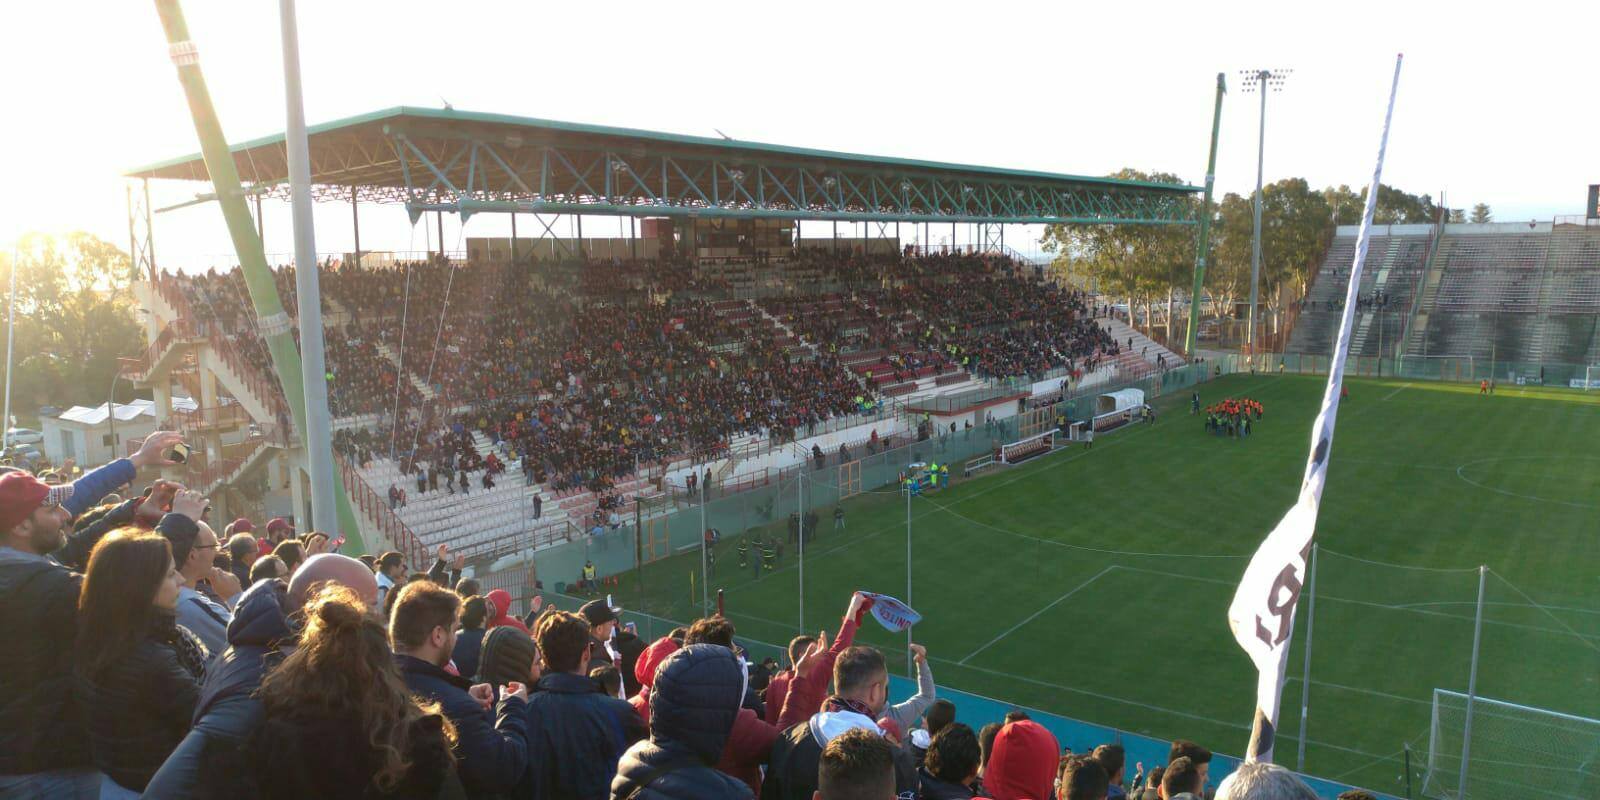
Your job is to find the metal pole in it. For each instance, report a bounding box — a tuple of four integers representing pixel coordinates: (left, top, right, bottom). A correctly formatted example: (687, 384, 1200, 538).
(2, 246, 15, 452)
(281, 0, 337, 533)
(144, 180, 157, 274)
(1457, 565, 1487, 799)
(797, 470, 805, 633)
(106, 375, 119, 463)
(1404, 744, 1413, 799)
(1296, 543, 1318, 771)
(254, 193, 264, 243)
(150, 0, 364, 548)
(510, 213, 518, 262)
(1248, 70, 1268, 354)
(699, 479, 709, 617)
(1186, 73, 1226, 356)
(350, 185, 360, 265)
(905, 483, 913, 676)
(437, 212, 446, 259)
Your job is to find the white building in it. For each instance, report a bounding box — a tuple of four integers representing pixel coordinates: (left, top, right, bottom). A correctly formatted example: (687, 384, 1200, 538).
(42, 397, 197, 466)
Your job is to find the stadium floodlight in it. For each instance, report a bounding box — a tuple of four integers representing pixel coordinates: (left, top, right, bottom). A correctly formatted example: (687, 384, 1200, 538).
(1238, 68, 1292, 355)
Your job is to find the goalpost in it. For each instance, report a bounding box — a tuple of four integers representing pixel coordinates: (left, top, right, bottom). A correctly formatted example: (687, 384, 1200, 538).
(1396, 354, 1476, 383)
(1422, 689, 1600, 800)
(1580, 364, 1600, 390)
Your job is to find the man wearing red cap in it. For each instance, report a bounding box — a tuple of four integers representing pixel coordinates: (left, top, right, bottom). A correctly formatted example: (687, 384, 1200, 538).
(0, 431, 186, 796)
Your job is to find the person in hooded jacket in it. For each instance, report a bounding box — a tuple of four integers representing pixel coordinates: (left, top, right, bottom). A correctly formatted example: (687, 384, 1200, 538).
(627, 635, 681, 728)
(610, 644, 752, 800)
(760, 645, 917, 800)
(485, 587, 531, 634)
(979, 720, 1059, 800)
(680, 615, 829, 795)
(143, 554, 380, 799)
(612, 621, 648, 696)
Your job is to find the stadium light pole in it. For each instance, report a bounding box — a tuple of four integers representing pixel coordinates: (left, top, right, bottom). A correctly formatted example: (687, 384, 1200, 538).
(1240, 68, 1291, 356)
(2, 245, 15, 453)
(1185, 73, 1226, 357)
(280, 0, 338, 533)
(699, 478, 709, 617)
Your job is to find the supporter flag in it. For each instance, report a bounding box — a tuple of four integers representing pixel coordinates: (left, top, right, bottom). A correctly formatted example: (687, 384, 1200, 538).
(1227, 54, 1405, 765)
(860, 592, 921, 632)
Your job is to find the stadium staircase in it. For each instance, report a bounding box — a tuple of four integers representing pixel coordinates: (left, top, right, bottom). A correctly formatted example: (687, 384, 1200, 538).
(1097, 318, 1185, 369)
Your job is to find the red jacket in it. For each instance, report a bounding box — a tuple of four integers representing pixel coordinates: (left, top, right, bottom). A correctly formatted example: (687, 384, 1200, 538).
(764, 613, 861, 725)
(982, 721, 1060, 800)
(714, 644, 828, 794)
(627, 636, 681, 727)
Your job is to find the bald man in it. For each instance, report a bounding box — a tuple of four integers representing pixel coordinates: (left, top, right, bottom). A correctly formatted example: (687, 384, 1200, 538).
(145, 552, 378, 798)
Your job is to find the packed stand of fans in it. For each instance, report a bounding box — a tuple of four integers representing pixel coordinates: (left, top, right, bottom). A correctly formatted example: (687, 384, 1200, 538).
(160, 252, 1117, 506)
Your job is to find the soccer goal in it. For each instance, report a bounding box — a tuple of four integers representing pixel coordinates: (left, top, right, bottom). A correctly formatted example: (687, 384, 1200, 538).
(1421, 688, 1600, 800)
(1395, 355, 1475, 383)
(1578, 365, 1600, 390)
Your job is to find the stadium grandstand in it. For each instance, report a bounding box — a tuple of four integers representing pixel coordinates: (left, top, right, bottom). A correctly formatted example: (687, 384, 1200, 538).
(10, 13, 1599, 800)
(118, 106, 1200, 568)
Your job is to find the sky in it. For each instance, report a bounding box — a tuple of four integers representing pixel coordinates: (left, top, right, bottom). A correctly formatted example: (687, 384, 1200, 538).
(2, 0, 1597, 269)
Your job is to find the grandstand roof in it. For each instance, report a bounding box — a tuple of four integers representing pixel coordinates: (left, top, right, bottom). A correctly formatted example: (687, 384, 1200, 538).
(127, 107, 1201, 225)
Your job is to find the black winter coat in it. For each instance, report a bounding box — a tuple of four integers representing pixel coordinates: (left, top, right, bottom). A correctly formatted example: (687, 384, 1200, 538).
(77, 612, 206, 792)
(611, 644, 751, 800)
(0, 497, 143, 774)
(249, 709, 462, 799)
(145, 577, 296, 800)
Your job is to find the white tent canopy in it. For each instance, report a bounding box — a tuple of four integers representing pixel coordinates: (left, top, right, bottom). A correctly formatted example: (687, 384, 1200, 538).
(1095, 388, 1145, 416)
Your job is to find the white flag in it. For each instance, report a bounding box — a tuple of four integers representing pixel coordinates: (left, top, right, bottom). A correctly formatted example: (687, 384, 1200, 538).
(1227, 54, 1405, 765)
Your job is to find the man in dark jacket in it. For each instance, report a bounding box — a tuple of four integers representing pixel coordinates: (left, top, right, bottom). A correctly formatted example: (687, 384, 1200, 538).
(918, 723, 981, 799)
(393, 581, 529, 798)
(143, 553, 379, 799)
(611, 644, 752, 800)
(760, 645, 917, 800)
(524, 609, 646, 798)
(0, 431, 184, 796)
(581, 596, 622, 671)
(613, 622, 648, 697)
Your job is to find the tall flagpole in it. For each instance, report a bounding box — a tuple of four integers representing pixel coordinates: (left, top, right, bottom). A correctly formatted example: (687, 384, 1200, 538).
(1295, 543, 1318, 770)
(1228, 55, 1404, 764)
(1457, 565, 1487, 797)
(279, 0, 337, 532)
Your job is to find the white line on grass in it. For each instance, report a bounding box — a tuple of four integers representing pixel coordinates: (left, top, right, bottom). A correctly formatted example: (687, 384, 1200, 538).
(959, 566, 1117, 665)
(1382, 382, 1412, 400)
(1114, 564, 1600, 643)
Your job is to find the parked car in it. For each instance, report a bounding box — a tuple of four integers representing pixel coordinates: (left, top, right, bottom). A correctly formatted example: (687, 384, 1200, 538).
(6, 428, 43, 445)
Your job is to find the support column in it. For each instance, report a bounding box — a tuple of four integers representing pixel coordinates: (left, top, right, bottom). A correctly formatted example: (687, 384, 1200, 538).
(510, 213, 519, 262)
(254, 194, 264, 243)
(436, 211, 446, 259)
(289, 459, 306, 527)
(350, 186, 361, 265)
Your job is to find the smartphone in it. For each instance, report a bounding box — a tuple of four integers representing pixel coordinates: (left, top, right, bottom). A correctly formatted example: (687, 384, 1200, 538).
(167, 443, 191, 464)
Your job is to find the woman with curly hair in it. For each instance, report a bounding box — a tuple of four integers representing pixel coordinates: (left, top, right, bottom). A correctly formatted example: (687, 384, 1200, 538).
(248, 583, 460, 798)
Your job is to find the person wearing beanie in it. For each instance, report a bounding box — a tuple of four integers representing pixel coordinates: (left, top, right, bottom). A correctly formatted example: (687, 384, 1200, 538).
(0, 431, 187, 795)
(477, 625, 541, 687)
(982, 720, 1060, 800)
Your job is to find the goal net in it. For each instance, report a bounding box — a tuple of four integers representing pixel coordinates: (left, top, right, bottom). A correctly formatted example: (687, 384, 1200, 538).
(1422, 689, 1600, 800)
(1000, 430, 1055, 464)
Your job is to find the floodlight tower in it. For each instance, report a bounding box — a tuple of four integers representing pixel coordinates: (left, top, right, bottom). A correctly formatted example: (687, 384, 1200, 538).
(1240, 68, 1291, 354)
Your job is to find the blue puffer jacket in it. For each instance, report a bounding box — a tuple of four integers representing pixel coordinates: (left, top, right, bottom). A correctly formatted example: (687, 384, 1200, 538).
(610, 645, 752, 800)
(143, 578, 295, 800)
(397, 652, 529, 796)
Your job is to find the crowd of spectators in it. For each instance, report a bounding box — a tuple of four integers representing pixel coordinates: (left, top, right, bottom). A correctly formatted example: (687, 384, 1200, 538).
(161, 252, 1118, 507)
(1, 432, 1351, 799)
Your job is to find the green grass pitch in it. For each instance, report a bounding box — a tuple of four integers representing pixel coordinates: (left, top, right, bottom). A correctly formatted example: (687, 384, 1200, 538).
(610, 373, 1600, 794)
